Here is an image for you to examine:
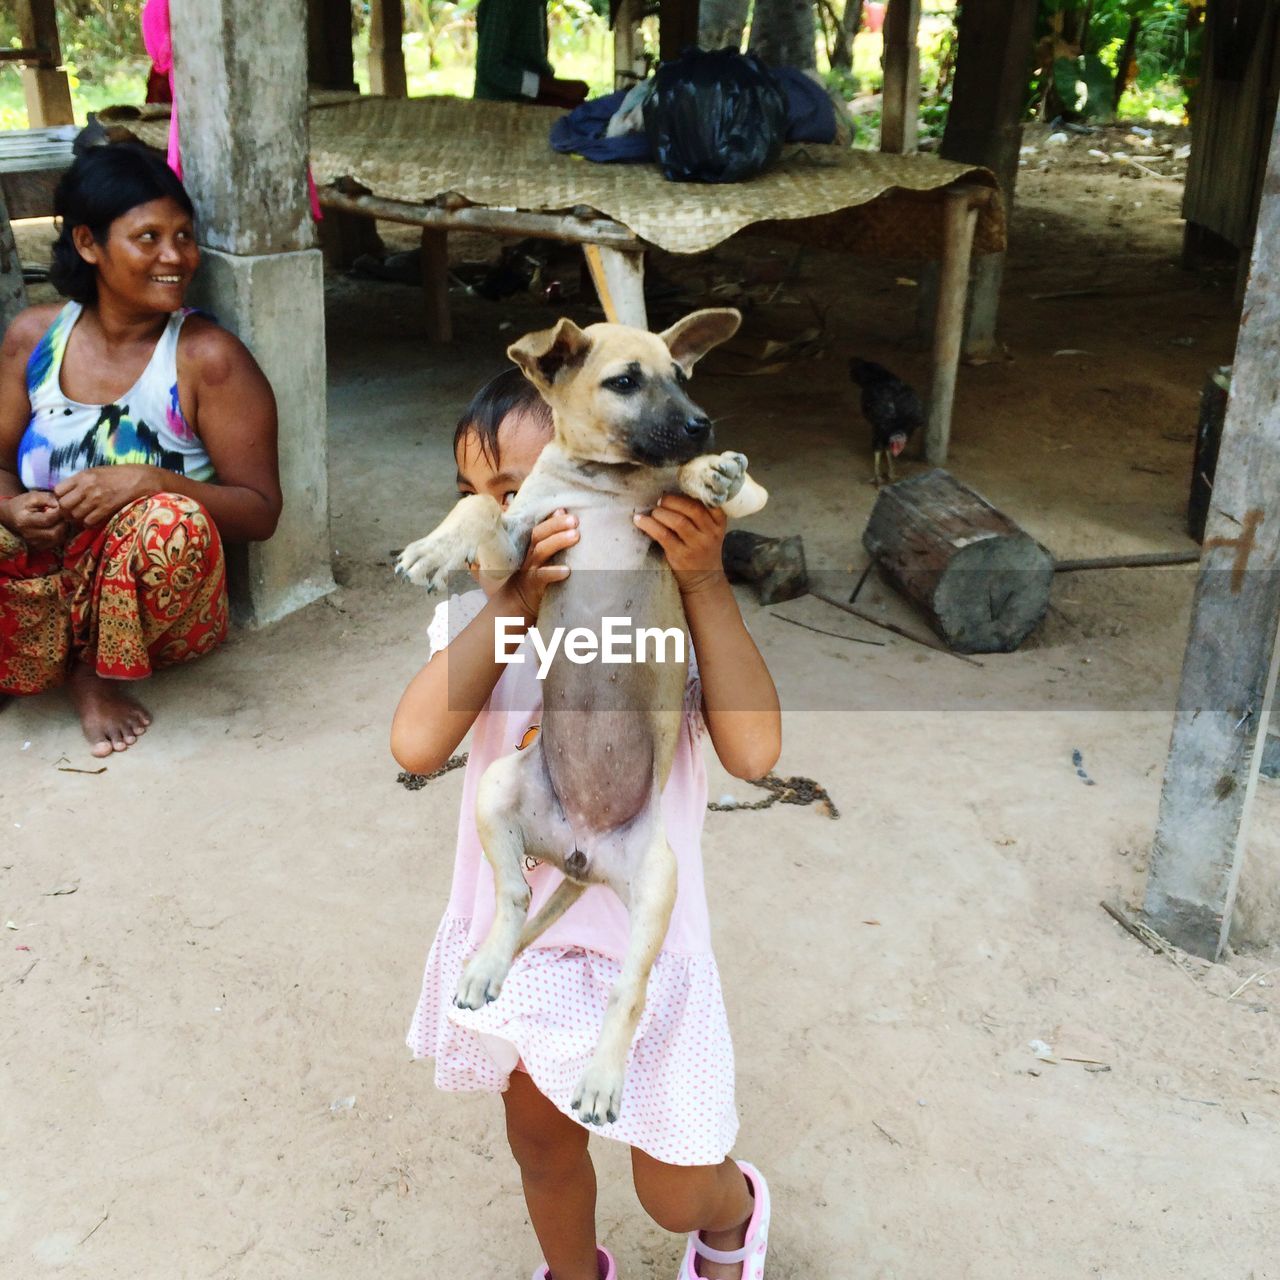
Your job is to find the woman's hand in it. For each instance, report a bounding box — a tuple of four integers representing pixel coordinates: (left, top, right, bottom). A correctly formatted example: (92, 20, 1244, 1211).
(633, 493, 728, 597)
(0, 490, 69, 550)
(53, 465, 162, 529)
(495, 508, 578, 621)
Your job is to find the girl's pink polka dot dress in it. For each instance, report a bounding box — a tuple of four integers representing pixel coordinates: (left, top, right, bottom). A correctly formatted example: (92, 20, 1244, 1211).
(406, 591, 739, 1166)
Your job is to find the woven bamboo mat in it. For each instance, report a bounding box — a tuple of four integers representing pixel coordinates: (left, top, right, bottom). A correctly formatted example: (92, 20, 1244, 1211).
(115, 95, 1006, 259)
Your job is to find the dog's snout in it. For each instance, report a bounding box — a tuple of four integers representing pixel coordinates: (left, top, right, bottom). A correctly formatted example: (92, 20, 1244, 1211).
(684, 414, 712, 440)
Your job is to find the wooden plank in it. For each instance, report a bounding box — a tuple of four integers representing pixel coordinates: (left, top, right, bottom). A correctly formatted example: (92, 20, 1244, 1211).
(15, 0, 74, 126)
(0, 187, 28, 338)
(317, 188, 639, 247)
(880, 0, 921, 154)
(1143, 105, 1280, 961)
(368, 0, 407, 98)
(582, 243, 647, 327)
(925, 189, 979, 462)
(0, 168, 64, 221)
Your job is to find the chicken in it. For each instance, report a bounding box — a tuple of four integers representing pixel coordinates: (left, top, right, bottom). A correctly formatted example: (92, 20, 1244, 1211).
(848, 358, 924, 485)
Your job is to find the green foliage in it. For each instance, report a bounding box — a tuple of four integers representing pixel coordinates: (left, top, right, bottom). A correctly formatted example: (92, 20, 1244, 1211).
(1036, 0, 1191, 119)
(1052, 50, 1114, 115)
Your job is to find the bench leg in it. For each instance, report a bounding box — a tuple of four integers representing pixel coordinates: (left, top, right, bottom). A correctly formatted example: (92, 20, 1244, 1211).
(925, 192, 979, 465)
(582, 244, 647, 328)
(421, 227, 452, 343)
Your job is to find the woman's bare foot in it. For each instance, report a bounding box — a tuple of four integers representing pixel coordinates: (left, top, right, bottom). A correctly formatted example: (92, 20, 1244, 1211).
(67, 663, 152, 757)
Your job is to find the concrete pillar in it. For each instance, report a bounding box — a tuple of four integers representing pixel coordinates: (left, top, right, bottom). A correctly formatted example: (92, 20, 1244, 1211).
(1, 189, 28, 336)
(16, 0, 74, 127)
(172, 0, 334, 627)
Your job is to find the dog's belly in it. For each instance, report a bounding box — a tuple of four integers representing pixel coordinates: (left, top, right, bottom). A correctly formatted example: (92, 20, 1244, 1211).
(538, 506, 686, 835)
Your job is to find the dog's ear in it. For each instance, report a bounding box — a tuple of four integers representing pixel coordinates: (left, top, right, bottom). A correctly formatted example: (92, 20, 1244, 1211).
(658, 308, 742, 373)
(507, 318, 592, 391)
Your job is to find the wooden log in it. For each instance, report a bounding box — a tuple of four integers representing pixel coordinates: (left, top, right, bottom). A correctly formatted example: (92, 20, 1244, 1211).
(861, 468, 1053, 653)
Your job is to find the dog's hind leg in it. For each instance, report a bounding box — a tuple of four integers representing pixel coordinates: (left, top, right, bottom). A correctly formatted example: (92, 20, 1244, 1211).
(571, 824, 676, 1125)
(515, 878, 588, 955)
(455, 749, 567, 1010)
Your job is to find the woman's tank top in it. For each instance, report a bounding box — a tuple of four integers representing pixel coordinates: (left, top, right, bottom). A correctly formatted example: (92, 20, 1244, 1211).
(17, 301, 216, 491)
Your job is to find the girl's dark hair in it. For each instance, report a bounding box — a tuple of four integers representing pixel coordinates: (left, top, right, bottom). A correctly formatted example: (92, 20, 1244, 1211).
(453, 365, 553, 466)
(50, 145, 195, 304)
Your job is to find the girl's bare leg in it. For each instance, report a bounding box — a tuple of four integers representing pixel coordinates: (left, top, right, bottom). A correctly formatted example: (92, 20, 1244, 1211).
(503, 1069, 601, 1280)
(631, 1148, 754, 1280)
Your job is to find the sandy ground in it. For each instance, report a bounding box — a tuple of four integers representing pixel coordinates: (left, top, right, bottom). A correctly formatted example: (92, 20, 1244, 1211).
(3, 127, 1279, 1279)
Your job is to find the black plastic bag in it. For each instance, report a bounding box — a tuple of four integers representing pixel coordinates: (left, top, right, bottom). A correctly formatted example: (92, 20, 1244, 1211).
(644, 47, 788, 184)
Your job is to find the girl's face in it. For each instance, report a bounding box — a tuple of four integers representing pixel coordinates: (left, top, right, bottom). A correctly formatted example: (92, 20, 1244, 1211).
(455, 409, 552, 593)
(74, 197, 199, 314)
(455, 410, 551, 510)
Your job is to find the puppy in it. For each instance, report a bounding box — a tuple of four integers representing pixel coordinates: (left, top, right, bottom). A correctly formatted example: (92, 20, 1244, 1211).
(396, 309, 766, 1124)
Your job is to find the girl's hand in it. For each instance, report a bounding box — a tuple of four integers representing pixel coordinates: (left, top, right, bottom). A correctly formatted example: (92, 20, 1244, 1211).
(633, 492, 728, 596)
(0, 490, 69, 550)
(54, 465, 161, 528)
(496, 508, 577, 620)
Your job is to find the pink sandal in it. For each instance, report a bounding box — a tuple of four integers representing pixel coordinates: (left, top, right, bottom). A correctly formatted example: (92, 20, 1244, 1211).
(677, 1161, 771, 1279)
(532, 1244, 617, 1280)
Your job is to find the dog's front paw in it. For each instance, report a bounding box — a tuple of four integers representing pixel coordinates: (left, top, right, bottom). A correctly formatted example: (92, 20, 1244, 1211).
(395, 528, 472, 593)
(679, 451, 748, 509)
(571, 1061, 625, 1126)
(454, 949, 511, 1010)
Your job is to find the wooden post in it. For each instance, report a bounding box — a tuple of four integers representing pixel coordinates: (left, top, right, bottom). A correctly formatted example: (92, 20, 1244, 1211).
(173, 0, 334, 626)
(925, 189, 979, 463)
(880, 0, 921, 154)
(420, 227, 451, 342)
(1143, 108, 1280, 960)
(0, 189, 28, 337)
(15, 0, 74, 127)
(582, 244, 648, 327)
(940, 0, 1037, 356)
(614, 0, 648, 89)
(307, 0, 357, 91)
(368, 0, 408, 98)
(659, 0, 701, 62)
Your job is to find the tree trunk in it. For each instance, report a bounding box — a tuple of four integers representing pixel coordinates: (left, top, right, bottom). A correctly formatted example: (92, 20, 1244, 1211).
(747, 0, 817, 69)
(862, 469, 1054, 653)
(824, 0, 862, 69)
(1112, 14, 1141, 111)
(699, 0, 750, 51)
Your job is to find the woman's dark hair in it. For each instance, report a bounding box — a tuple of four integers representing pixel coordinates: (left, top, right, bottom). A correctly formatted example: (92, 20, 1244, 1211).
(49, 144, 195, 304)
(453, 365, 553, 466)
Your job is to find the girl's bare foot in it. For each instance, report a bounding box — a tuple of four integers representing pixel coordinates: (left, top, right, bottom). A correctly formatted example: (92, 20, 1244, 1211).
(67, 663, 152, 757)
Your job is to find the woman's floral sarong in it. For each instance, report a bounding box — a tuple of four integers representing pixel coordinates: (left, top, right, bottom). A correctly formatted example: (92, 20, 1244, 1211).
(0, 493, 227, 695)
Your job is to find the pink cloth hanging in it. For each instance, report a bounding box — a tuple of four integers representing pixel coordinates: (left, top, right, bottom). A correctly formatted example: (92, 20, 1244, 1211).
(140, 0, 322, 220)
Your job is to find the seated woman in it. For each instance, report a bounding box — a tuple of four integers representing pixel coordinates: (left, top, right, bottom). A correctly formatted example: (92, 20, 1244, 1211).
(0, 145, 281, 756)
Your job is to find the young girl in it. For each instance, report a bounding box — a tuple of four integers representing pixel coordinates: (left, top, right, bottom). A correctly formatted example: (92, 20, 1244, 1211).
(393, 366, 782, 1280)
